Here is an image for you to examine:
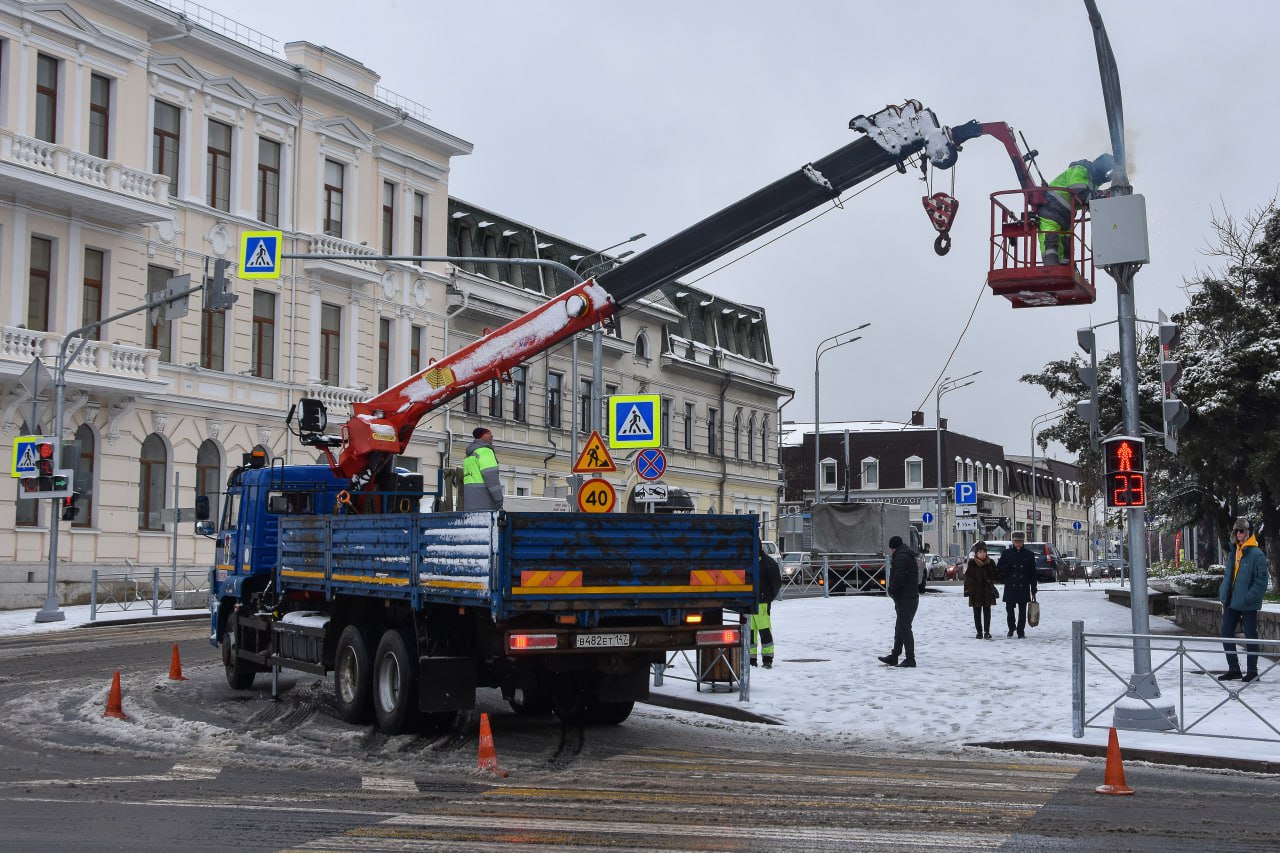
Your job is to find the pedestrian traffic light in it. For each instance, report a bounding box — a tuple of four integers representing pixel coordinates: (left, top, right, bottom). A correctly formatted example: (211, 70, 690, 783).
(1075, 327, 1100, 451)
(204, 258, 238, 312)
(1102, 435, 1146, 508)
(18, 437, 58, 495)
(1158, 310, 1189, 453)
(61, 491, 81, 522)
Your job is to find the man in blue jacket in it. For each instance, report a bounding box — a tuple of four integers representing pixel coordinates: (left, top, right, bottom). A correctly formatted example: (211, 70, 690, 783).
(997, 531, 1038, 638)
(1219, 518, 1270, 682)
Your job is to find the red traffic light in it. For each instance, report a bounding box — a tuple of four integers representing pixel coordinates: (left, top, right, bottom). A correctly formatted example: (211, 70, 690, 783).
(1102, 436, 1144, 475)
(1102, 436, 1146, 508)
(36, 441, 55, 459)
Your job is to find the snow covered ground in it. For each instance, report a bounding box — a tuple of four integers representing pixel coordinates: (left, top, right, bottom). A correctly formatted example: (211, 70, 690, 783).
(4, 584, 1278, 767)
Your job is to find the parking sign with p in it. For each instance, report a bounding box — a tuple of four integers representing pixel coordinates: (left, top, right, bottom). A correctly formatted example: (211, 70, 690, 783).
(955, 481, 977, 505)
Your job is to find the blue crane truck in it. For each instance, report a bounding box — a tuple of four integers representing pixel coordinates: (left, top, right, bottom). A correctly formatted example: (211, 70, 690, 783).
(209, 102, 1043, 733)
(211, 459, 756, 732)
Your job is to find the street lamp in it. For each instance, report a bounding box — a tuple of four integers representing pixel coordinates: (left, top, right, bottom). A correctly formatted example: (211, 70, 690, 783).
(571, 233, 647, 434)
(813, 324, 870, 504)
(1029, 406, 1068, 543)
(935, 371, 980, 556)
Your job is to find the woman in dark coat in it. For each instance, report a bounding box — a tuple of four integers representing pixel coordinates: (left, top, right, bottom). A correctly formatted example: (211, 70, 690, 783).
(963, 542, 1000, 639)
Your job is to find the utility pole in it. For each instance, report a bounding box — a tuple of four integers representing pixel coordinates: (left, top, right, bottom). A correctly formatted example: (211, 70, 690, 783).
(1083, 0, 1176, 730)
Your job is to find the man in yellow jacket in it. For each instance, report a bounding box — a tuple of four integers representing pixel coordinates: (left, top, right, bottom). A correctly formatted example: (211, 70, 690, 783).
(462, 427, 504, 511)
(1039, 153, 1115, 265)
(1219, 517, 1269, 682)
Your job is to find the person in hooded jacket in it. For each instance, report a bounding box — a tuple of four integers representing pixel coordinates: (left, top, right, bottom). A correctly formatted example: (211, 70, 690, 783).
(877, 535, 920, 668)
(750, 543, 783, 668)
(997, 531, 1037, 638)
(1218, 517, 1270, 682)
(1038, 153, 1115, 265)
(963, 541, 1000, 640)
(461, 427, 504, 511)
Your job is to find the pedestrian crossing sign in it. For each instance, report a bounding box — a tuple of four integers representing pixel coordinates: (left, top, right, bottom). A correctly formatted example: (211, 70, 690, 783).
(240, 230, 282, 279)
(10, 435, 40, 477)
(608, 394, 660, 449)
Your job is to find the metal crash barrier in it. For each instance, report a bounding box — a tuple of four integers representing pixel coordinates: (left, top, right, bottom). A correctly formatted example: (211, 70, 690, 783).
(652, 611, 752, 702)
(90, 568, 211, 621)
(1072, 620, 1280, 744)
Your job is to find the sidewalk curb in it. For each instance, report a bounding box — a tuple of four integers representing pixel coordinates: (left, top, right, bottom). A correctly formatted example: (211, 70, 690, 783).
(72, 612, 208, 630)
(971, 738, 1280, 775)
(644, 691, 783, 725)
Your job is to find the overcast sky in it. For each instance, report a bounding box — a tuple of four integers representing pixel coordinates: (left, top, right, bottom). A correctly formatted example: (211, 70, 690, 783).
(190, 0, 1276, 456)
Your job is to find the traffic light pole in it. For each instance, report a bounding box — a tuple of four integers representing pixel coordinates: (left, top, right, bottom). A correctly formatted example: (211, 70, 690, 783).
(35, 285, 200, 623)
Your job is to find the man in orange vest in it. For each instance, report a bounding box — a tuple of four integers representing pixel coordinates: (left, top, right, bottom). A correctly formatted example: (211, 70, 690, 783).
(1218, 517, 1269, 682)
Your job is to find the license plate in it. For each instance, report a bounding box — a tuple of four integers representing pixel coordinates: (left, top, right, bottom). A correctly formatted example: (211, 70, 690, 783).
(575, 633, 632, 648)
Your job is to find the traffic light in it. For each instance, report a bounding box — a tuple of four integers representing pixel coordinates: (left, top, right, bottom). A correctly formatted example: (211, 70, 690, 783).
(1102, 435, 1146, 508)
(1158, 310, 1189, 452)
(19, 437, 58, 494)
(61, 491, 81, 522)
(1075, 327, 1100, 451)
(205, 259, 238, 311)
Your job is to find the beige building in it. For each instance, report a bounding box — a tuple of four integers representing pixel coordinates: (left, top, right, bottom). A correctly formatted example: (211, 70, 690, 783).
(0, 0, 788, 608)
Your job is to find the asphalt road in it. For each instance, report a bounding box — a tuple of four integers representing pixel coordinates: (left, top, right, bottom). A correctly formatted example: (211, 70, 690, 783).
(0, 621, 1276, 852)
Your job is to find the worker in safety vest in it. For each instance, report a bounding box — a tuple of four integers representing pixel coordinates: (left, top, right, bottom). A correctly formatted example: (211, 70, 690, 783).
(1038, 153, 1115, 265)
(751, 543, 783, 668)
(461, 426, 504, 511)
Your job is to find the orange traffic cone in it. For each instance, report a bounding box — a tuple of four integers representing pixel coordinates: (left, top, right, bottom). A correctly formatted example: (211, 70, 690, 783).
(104, 671, 127, 720)
(477, 712, 509, 777)
(168, 643, 188, 681)
(1095, 727, 1134, 795)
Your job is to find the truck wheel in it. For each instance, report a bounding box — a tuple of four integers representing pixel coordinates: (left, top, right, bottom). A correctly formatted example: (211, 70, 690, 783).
(550, 677, 594, 726)
(222, 612, 255, 690)
(372, 629, 419, 735)
(506, 686, 552, 717)
(588, 700, 634, 726)
(333, 625, 373, 724)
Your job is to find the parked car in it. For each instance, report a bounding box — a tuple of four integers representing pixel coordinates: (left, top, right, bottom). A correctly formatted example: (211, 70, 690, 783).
(1024, 541, 1063, 583)
(780, 551, 812, 583)
(922, 554, 950, 580)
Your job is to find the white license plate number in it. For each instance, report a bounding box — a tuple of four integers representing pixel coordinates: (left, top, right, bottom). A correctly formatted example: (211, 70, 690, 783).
(575, 633, 632, 648)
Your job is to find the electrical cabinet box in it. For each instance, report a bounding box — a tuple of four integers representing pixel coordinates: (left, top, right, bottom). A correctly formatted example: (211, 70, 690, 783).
(1091, 194, 1150, 266)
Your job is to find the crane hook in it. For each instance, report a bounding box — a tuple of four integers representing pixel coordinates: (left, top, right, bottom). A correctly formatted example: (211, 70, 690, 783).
(934, 233, 952, 256)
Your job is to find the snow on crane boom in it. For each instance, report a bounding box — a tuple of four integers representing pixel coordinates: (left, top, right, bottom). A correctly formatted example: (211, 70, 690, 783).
(292, 100, 1035, 492)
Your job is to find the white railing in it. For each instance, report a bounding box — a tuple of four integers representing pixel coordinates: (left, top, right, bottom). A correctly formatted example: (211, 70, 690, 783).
(306, 383, 368, 418)
(307, 234, 380, 271)
(0, 129, 171, 205)
(1, 326, 159, 383)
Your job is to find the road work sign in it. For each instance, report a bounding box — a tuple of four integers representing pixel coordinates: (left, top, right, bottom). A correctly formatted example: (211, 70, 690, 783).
(573, 431, 616, 473)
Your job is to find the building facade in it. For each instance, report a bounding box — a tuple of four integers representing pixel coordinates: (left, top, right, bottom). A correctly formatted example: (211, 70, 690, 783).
(0, 0, 789, 608)
(780, 417, 1088, 558)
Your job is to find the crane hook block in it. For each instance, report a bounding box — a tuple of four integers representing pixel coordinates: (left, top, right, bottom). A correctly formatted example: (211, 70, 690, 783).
(922, 192, 960, 234)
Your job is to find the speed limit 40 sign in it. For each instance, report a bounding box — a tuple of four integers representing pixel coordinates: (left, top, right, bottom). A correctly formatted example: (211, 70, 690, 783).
(576, 479, 617, 513)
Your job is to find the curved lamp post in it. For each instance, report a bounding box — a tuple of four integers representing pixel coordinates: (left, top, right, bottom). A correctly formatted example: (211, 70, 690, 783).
(813, 324, 870, 504)
(1029, 406, 1068, 542)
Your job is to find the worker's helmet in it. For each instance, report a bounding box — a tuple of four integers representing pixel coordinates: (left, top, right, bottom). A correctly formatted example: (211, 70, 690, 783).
(1090, 153, 1116, 185)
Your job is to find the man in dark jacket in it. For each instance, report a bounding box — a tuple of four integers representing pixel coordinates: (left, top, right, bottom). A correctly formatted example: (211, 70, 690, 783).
(877, 535, 920, 668)
(750, 544, 783, 668)
(461, 427, 503, 511)
(997, 531, 1038, 638)
(1219, 517, 1269, 682)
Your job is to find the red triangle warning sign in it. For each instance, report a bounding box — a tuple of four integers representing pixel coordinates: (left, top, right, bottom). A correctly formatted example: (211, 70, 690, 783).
(572, 431, 616, 473)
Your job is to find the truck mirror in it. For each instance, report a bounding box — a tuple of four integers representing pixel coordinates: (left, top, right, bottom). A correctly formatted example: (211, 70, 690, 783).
(195, 494, 211, 521)
(195, 520, 216, 536)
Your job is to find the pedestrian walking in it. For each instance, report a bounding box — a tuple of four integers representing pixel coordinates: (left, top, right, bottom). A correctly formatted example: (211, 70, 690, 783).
(997, 531, 1037, 638)
(750, 543, 783, 668)
(1219, 517, 1269, 682)
(877, 535, 920, 668)
(461, 427, 504, 511)
(963, 541, 1000, 639)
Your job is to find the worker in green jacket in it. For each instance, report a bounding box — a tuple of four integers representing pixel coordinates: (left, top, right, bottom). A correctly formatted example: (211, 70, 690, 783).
(1038, 153, 1115, 265)
(462, 426, 504, 511)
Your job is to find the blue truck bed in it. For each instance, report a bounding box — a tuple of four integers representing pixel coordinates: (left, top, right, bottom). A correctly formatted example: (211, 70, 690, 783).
(276, 510, 759, 621)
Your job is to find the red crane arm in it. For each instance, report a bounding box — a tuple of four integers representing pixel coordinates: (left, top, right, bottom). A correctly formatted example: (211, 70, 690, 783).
(335, 279, 615, 481)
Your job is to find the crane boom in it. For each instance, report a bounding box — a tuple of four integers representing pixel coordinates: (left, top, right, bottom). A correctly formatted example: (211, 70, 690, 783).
(293, 101, 1032, 490)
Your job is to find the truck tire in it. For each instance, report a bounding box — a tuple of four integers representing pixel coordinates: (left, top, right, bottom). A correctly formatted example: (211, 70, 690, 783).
(222, 612, 256, 690)
(372, 629, 419, 734)
(333, 625, 373, 724)
(588, 700, 634, 726)
(505, 686, 552, 717)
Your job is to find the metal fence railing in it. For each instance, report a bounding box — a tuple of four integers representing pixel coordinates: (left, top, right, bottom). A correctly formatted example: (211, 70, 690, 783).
(652, 612, 752, 701)
(90, 567, 211, 621)
(780, 554, 889, 600)
(1072, 620, 1280, 744)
